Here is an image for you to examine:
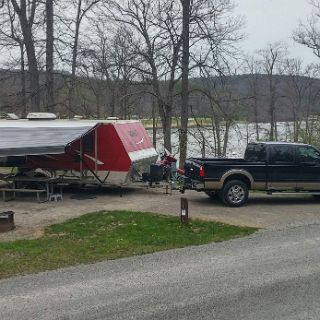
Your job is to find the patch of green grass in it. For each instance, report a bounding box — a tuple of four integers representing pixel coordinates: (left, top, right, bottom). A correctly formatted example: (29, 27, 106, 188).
(0, 211, 258, 279)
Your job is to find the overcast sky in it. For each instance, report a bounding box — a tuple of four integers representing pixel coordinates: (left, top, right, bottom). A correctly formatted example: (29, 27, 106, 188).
(236, 0, 319, 64)
(0, 1, 319, 68)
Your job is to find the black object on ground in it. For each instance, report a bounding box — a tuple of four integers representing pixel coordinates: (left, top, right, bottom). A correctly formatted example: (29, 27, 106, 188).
(0, 211, 14, 232)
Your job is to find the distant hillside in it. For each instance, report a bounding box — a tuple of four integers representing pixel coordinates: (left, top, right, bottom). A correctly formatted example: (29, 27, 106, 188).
(1, 69, 320, 122)
(189, 74, 320, 122)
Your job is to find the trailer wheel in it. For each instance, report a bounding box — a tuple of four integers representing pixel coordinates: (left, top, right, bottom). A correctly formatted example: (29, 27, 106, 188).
(221, 180, 248, 207)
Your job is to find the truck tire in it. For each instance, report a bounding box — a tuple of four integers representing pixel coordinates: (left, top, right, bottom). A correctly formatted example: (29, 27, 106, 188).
(221, 180, 248, 207)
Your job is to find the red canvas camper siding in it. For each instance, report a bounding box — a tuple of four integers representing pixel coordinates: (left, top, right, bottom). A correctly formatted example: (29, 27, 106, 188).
(25, 130, 88, 171)
(24, 121, 152, 173)
(95, 123, 131, 172)
(26, 146, 81, 171)
(114, 122, 154, 154)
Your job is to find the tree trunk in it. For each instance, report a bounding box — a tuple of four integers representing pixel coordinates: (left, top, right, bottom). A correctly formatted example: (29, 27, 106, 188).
(293, 112, 297, 142)
(214, 117, 222, 157)
(152, 99, 157, 148)
(96, 92, 102, 119)
(223, 121, 231, 157)
(179, 0, 190, 169)
(110, 89, 116, 117)
(96, 104, 101, 119)
(11, 0, 41, 112)
(19, 42, 27, 117)
(157, 99, 172, 152)
(24, 32, 40, 112)
(68, 0, 82, 116)
(253, 98, 259, 141)
(162, 107, 172, 153)
(46, 0, 55, 113)
(269, 100, 277, 141)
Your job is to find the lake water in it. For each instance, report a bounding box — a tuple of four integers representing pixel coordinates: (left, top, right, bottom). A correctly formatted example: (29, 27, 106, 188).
(148, 122, 295, 160)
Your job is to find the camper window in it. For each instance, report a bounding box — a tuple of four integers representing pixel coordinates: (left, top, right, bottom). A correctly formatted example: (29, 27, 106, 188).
(83, 133, 94, 153)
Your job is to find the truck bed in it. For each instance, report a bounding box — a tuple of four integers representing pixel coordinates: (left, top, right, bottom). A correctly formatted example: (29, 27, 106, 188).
(185, 158, 263, 181)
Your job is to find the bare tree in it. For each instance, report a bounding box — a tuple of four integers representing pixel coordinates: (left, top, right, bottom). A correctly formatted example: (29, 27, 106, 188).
(108, 0, 184, 152)
(10, 0, 42, 112)
(282, 59, 313, 141)
(179, 0, 243, 163)
(198, 62, 244, 157)
(257, 43, 287, 141)
(293, 0, 320, 144)
(80, 23, 139, 119)
(45, 0, 54, 112)
(56, 0, 102, 116)
(0, 1, 27, 116)
(296, 65, 320, 144)
(109, 0, 243, 155)
(294, 0, 320, 58)
(179, 0, 190, 168)
(243, 56, 262, 141)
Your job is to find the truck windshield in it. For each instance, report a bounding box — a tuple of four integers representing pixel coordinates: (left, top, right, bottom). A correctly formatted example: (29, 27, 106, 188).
(244, 144, 266, 162)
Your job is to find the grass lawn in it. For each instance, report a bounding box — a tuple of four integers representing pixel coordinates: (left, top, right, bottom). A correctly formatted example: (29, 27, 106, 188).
(0, 211, 258, 279)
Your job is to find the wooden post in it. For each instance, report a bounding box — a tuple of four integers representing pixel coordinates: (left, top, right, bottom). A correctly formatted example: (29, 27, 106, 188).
(180, 197, 189, 225)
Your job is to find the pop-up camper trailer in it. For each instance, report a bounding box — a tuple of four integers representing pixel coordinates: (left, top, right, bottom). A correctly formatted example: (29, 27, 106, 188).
(0, 118, 158, 186)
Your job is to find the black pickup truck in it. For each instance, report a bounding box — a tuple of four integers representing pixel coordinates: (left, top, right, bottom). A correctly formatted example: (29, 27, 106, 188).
(182, 142, 320, 207)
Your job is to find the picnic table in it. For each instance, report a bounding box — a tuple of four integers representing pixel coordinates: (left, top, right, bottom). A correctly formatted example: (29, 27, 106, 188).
(0, 176, 62, 202)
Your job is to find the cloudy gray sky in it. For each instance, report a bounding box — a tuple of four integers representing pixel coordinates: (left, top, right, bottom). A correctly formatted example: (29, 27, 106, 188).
(236, 0, 319, 64)
(0, 1, 319, 68)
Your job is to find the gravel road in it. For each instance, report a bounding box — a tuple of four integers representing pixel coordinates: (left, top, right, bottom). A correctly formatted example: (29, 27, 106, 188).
(1, 223, 320, 320)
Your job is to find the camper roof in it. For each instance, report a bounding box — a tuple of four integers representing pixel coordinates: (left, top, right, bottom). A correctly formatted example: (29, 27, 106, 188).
(0, 120, 140, 157)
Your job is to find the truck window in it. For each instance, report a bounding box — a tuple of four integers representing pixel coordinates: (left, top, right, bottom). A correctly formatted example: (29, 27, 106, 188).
(297, 146, 320, 164)
(244, 144, 266, 162)
(272, 145, 295, 163)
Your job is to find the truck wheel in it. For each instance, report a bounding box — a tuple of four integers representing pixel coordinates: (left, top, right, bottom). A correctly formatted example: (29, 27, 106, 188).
(221, 180, 248, 207)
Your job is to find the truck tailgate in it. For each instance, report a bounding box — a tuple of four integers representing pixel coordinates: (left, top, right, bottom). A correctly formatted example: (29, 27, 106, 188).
(184, 159, 204, 180)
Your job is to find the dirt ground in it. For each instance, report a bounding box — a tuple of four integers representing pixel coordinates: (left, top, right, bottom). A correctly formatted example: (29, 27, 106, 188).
(1, 186, 320, 242)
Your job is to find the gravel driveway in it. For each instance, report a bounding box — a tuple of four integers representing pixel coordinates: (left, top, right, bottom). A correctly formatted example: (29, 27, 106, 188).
(1, 186, 320, 241)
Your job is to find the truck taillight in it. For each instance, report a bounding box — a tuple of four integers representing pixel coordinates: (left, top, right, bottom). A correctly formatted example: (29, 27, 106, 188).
(199, 166, 205, 177)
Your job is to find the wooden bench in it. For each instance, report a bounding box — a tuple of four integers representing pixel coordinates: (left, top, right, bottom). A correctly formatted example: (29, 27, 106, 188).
(0, 188, 47, 203)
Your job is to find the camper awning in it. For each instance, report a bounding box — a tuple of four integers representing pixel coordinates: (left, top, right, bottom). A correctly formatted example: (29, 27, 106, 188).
(0, 121, 97, 157)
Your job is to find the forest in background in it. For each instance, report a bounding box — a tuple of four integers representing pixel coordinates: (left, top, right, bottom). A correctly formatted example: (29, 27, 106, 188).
(1, 0, 320, 162)
(1, 71, 320, 124)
